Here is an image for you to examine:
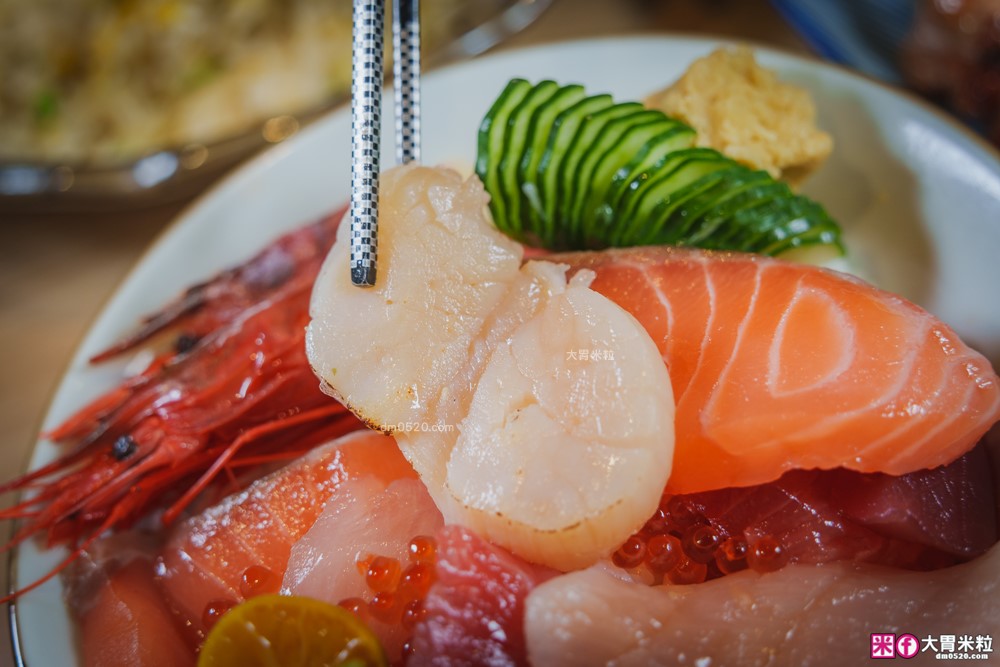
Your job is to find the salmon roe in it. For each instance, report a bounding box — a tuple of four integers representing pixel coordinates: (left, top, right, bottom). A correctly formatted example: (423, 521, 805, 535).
(337, 534, 439, 648)
(408, 535, 437, 563)
(747, 535, 788, 573)
(367, 555, 402, 593)
(612, 535, 647, 569)
(613, 494, 789, 584)
(202, 599, 237, 631)
(240, 564, 280, 598)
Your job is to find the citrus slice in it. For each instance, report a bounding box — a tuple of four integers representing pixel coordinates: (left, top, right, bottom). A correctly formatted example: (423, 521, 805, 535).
(198, 594, 387, 667)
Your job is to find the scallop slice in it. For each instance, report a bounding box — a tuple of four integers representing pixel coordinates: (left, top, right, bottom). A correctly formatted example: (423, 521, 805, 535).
(306, 165, 523, 430)
(414, 262, 675, 569)
(306, 165, 674, 570)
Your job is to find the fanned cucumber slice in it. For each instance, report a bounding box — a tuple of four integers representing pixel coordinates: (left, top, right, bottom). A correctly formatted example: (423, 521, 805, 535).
(518, 84, 587, 238)
(475, 79, 843, 256)
(476, 79, 533, 233)
(578, 117, 694, 245)
(614, 148, 728, 245)
(498, 80, 560, 239)
(568, 110, 664, 245)
(557, 103, 643, 246)
(538, 94, 615, 246)
(643, 165, 744, 246)
(601, 124, 697, 221)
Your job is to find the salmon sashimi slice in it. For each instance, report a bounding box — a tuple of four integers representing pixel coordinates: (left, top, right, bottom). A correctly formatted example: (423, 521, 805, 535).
(524, 544, 1000, 667)
(558, 246, 1000, 494)
(155, 430, 410, 642)
(64, 536, 194, 667)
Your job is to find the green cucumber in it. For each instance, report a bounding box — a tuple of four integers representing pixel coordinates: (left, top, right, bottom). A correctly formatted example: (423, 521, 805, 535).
(568, 110, 664, 246)
(518, 84, 587, 239)
(578, 117, 694, 245)
(557, 103, 644, 246)
(476, 79, 533, 234)
(538, 94, 615, 246)
(614, 149, 730, 245)
(660, 169, 775, 245)
(600, 124, 697, 223)
(498, 80, 560, 239)
(474, 79, 843, 256)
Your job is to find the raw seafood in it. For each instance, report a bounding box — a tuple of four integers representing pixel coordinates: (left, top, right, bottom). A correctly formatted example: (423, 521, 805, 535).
(558, 246, 1000, 493)
(156, 430, 411, 644)
(282, 476, 443, 659)
(525, 544, 1000, 666)
(408, 525, 553, 667)
(1, 210, 355, 559)
(66, 545, 192, 667)
(609, 442, 997, 586)
(307, 164, 676, 570)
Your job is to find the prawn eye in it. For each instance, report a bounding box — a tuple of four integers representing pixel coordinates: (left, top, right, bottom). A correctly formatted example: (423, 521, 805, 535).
(112, 435, 137, 461)
(174, 332, 200, 354)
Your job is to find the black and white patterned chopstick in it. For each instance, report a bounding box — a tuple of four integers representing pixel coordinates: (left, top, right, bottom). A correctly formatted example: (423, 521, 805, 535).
(350, 0, 384, 287)
(393, 0, 420, 164)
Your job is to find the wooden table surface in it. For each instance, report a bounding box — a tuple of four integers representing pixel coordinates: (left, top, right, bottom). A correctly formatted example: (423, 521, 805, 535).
(0, 0, 808, 660)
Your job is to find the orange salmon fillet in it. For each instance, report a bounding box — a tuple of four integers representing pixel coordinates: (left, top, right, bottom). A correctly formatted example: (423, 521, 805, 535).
(156, 430, 408, 641)
(560, 247, 1000, 494)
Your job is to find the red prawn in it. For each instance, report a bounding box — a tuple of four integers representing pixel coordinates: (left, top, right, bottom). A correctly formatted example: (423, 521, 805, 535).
(0, 207, 363, 601)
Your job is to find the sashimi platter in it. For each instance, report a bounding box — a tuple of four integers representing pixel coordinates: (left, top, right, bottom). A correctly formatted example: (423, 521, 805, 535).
(7, 37, 1000, 666)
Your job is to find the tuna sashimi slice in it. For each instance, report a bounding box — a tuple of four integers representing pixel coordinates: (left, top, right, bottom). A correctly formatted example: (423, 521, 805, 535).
(155, 430, 408, 641)
(694, 440, 995, 561)
(559, 246, 1000, 493)
(525, 545, 1000, 667)
(408, 525, 555, 667)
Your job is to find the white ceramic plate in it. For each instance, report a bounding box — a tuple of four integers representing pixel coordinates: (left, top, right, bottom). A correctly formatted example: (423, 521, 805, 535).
(10, 35, 1000, 665)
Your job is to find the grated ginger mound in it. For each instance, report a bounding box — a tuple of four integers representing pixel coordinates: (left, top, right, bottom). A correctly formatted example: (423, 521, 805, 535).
(646, 47, 833, 186)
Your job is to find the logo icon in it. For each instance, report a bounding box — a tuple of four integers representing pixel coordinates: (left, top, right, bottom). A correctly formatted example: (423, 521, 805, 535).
(871, 633, 896, 659)
(896, 634, 919, 659)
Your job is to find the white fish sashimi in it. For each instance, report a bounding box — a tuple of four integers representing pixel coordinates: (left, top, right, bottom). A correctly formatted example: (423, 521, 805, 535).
(281, 476, 443, 661)
(306, 165, 675, 570)
(525, 546, 1000, 666)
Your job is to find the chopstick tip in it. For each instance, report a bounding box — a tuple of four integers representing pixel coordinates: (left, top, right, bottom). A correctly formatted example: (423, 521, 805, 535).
(352, 265, 377, 287)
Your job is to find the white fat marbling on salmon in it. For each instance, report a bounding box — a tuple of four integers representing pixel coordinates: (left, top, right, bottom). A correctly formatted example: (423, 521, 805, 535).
(767, 281, 855, 397)
(307, 165, 675, 570)
(557, 247, 1000, 494)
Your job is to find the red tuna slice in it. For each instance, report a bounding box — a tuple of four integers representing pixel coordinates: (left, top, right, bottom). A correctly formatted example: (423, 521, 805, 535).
(408, 525, 556, 667)
(66, 548, 193, 667)
(830, 441, 997, 557)
(156, 430, 411, 642)
(650, 442, 997, 579)
(558, 246, 1000, 494)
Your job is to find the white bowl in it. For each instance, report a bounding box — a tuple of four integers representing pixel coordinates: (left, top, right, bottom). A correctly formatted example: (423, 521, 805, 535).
(10, 35, 1000, 665)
